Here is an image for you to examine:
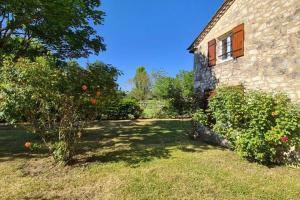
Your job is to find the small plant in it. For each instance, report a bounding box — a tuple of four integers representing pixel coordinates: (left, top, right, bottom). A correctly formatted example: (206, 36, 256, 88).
(24, 142, 42, 152)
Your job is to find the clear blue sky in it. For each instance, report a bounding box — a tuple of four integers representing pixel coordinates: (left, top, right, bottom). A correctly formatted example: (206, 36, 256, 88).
(78, 0, 224, 91)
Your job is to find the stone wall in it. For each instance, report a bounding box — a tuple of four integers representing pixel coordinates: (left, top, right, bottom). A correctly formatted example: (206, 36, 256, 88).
(194, 0, 300, 102)
(192, 121, 232, 149)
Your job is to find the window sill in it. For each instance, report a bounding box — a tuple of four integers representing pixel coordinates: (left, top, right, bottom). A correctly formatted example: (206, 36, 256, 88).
(217, 57, 234, 65)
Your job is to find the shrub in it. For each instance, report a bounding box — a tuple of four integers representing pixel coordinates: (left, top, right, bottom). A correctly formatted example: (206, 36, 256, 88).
(237, 92, 299, 164)
(196, 85, 300, 165)
(142, 100, 177, 119)
(235, 129, 275, 163)
(192, 109, 208, 127)
(151, 70, 194, 117)
(0, 56, 120, 163)
(209, 85, 245, 143)
(243, 91, 276, 133)
(106, 98, 143, 120)
(233, 91, 277, 163)
(119, 98, 143, 119)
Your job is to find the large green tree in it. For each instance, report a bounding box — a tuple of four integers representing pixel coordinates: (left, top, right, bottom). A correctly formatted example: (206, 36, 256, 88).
(152, 70, 194, 115)
(130, 66, 150, 101)
(0, 0, 105, 59)
(175, 70, 194, 98)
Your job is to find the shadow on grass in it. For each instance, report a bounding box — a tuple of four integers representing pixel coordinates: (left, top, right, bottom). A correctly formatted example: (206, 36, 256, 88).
(71, 120, 222, 167)
(0, 125, 48, 162)
(0, 120, 223, 167)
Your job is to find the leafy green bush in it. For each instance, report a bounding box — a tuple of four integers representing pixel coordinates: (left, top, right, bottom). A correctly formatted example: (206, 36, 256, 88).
(209, 85, 245, 143)
(196, 85, 300, 165)
(0, 56, 120, 163)
(50, 141, 73, 162)
(192, 109, 208, 126)
(151, 70, 194, 116)
(142, 100, 177, 119)
(234, 91, 277, 163)
(106, 98, 142, 120)
(236, 92, 300, 164)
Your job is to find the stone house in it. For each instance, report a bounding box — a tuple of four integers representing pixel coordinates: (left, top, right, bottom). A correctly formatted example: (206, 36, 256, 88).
(188, 0, 300, 102)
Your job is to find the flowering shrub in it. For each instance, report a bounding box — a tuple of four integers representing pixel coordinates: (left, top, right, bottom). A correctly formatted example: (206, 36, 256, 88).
(197, 85, 300, 165)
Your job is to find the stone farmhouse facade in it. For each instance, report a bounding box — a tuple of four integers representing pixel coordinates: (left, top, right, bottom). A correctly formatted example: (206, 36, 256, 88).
(188, 0, 300, 102)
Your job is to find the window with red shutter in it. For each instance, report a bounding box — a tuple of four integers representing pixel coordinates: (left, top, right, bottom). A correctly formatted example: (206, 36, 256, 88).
(208, 39, 216, 67)
(232, 23, 244, 58)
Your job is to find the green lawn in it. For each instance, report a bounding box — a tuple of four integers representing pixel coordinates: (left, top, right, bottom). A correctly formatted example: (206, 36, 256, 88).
(0, 120, 299, 200)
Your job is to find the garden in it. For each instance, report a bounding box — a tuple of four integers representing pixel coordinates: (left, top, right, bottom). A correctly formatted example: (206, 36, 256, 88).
(0, 1, 299, 199)
(1, 120, 300, 199)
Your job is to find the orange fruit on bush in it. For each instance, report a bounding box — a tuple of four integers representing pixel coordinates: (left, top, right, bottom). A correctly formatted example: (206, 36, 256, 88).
(24, 142, 32, 149)
(82, 84, 88, 92)
(91, 98, 97, 105)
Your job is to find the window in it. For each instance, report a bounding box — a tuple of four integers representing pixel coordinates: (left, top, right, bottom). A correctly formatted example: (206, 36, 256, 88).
(219, 33, 233, 62)
(206, 23, 244, 66)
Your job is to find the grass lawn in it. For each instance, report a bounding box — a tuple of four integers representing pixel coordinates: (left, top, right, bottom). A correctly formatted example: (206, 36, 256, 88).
(0, 119, 299, 200)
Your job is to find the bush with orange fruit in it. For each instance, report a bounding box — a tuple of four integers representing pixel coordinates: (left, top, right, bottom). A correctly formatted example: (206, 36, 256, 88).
(0, 56, 120, 163)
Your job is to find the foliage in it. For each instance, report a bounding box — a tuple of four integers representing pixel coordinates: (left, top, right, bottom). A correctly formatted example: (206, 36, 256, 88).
(142, 100, 177, 119)
(175, 70, 194, 98)
(105, 97, 143, 120)
(198, 85, 300, 165)
(152, 75, 174, 99)
(128, 68, 194, 118)
(0, 38, 49, 61)
(151, 70, 194, 116)
(130, 66, 151, 101)
(62, 61, 121, 120)
(209, 85, 245, 142)
(0, 56, 120, 162)
(237, 93, 300, 164)
(0, 0, 105, 59)
(167, 86, 190, 116)
(192, 109, 208, 127)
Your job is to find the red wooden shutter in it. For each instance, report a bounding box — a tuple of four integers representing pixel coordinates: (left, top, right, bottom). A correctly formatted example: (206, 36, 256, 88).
(232, 23, 244, 58)
(208, 39, 216, 67)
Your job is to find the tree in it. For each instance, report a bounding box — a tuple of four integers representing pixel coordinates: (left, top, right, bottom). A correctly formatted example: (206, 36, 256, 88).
(151, 70, 194, 116)
(0, 56, 120, 163)
(172, 71, 194, 115)
(130, 66, 150, 101)
(152, 75, 174, 99)
(175, 70, 194, 98)
(0, 0, 106, 59)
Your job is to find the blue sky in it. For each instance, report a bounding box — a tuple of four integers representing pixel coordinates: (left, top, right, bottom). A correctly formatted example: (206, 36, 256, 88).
(78, 0, 224, 91)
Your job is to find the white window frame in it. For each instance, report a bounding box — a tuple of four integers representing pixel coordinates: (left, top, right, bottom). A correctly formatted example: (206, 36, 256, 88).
(218, 33, 233, 63)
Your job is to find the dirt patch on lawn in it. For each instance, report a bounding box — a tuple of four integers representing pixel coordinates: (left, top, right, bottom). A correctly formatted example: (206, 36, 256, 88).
(21, 156, 73, 177)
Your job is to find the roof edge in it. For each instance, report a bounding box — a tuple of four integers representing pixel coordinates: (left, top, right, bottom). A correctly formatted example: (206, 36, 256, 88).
(187, 0, 236, 53)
